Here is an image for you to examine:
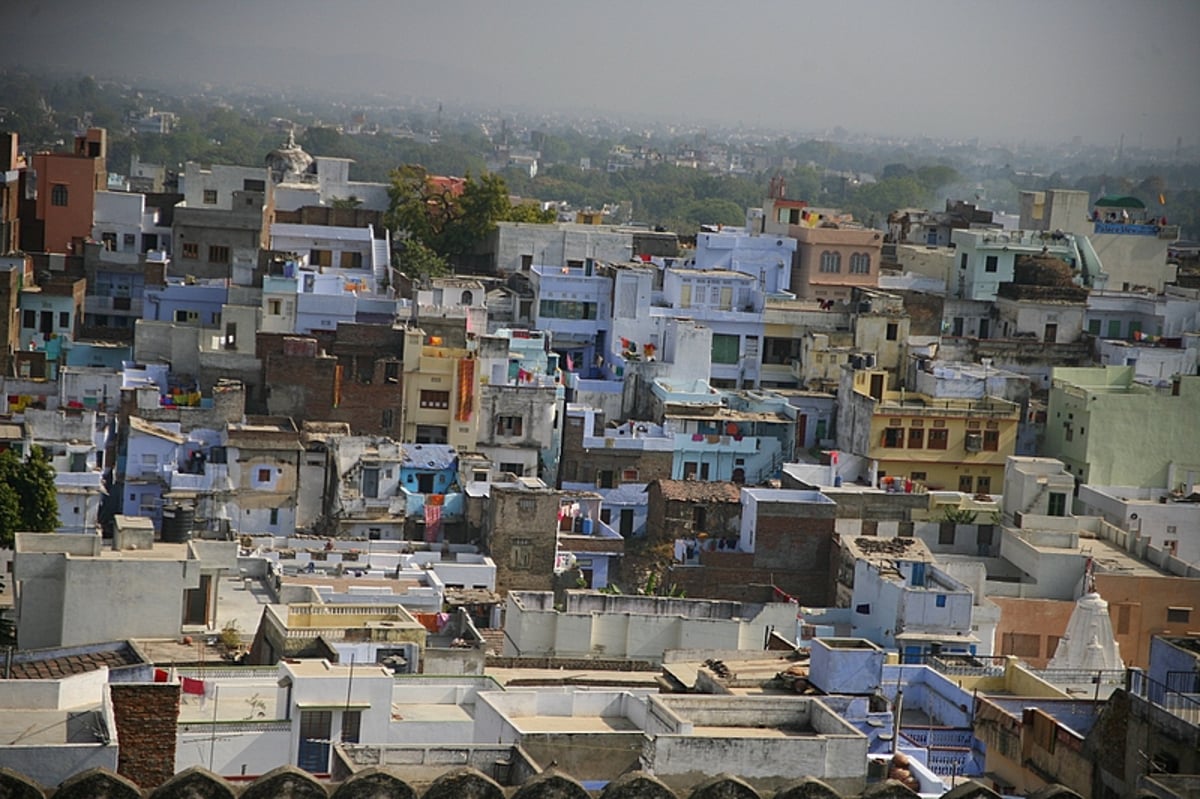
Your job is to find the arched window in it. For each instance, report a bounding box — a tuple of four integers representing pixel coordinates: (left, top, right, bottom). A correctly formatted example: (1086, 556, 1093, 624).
(850, 252, 871, 274)
(50, 184, 69, 207)
(460, 290, 473, 305)
(819, 251, 841, 273)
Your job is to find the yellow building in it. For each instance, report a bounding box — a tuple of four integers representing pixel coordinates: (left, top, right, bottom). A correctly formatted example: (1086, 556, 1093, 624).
(839, 369, 1020, 494)
(401, 328, 479, 451)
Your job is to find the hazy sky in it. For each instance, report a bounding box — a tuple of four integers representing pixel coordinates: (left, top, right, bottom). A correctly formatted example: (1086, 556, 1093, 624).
(8, 0, 1199, 147)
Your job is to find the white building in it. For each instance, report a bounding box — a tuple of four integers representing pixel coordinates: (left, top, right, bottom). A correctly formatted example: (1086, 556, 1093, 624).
(1076, 483, 1200, 565)
(22, 408, 107, 535)
(268, 221, 390, 294)
(92, 190, 171, 258)
(502, 591, 799, 661)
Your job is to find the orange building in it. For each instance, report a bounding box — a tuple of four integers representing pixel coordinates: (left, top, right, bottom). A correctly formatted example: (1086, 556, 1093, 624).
(991, 575, 1200, 670)
(791, 224, 883, 300)
(991, 596, 1075, 668)
(29, 128, 106, 254)
(1094, 573, 1200, 668)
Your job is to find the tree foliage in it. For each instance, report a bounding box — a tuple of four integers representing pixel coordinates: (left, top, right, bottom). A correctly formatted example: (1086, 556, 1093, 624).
(0, 447, 59, 547)
(397, 239, 450, 281)
(385, 165, 554, 258)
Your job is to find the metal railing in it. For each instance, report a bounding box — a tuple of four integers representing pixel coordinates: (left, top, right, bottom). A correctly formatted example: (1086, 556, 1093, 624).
(1128, 670, 1200, 724)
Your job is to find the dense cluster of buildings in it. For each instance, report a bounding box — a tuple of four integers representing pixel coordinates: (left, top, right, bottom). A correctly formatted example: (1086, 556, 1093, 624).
(0, 128, 1197, 798)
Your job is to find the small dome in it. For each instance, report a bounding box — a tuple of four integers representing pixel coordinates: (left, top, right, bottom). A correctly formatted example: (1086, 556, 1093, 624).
(266, 129, 314, 182)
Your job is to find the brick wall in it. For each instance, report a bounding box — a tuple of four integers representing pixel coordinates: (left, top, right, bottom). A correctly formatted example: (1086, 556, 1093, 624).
(109, 682, 180, 788)
(559, 417, 673, 487)
(260, 329, 406, 435)
(486, 488, 559, 592)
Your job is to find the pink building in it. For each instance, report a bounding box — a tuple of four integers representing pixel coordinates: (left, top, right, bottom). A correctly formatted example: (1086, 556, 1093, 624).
(791, 225, 882, 300)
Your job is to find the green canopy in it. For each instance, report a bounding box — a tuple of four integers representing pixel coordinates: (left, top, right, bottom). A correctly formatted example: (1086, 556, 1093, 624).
(1095, 195, 1146, 209)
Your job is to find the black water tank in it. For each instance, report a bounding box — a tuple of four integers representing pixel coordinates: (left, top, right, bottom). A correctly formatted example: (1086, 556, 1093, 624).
(161, 504, 194, 543)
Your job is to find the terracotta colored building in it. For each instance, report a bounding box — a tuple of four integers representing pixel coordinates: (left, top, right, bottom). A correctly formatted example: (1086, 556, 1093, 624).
(1094, 572, 1200, 668)
(28, 129, 106, 254)
(792, 225, 883, 301)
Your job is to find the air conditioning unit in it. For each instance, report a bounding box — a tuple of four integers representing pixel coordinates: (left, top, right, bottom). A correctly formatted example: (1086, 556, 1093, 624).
(965, 433, 983, 452)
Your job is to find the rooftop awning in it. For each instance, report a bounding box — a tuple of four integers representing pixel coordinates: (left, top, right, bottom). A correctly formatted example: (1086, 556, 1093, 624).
(1095, 195, 1146, 209)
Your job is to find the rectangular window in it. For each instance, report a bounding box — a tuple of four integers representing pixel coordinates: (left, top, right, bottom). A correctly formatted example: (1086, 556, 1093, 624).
(269, 508, 279, 525)
(693, 506, 707, 531)
(268, 298, 282, 315)
(1087, 319, 1101, 336)
(101, 232, 117, 251)
(381, 409, 394, 430)
(341, 710, 361, 744)
(910, 471, 927, 481)
(1166, 607, 1191, 624)
(51, 184, 68, 206)
(711, 333, 740, 364)
(907, 428, 924, 449)
(886, 322, 898, 341)
(58, 311, 70, 328)
(983, 430, 999, 451)
(959, 474, 974, 492)
(123, 233, 137, 249)
(243, 179, 266, 192)
(182, 242, 199, 259)
(202, 189, 218, 205)
(384, 362, 400, 383)
(976, 475, 991, 494)
(597, 470, 615, 489)
(310, 249, 332, 267)
(174, 310, 199, 323)
(257, 467, 272, 482)
(209, 245, 230, 263)
(340, 251, 363, 269)
(927, 429, 949, 450)
(881, 427, 903, 448)
(621, 468, 639, 482)
(419, 390, 450, 409)
(538, 299, 597, 320)
(22, 309, 36, 328)
(985, 255, 998, 273)
(1047, 492, 1067, 517)
(960, 253, 968, 270)
(939, 522, 956, 545)
(495, 415, 523, 437)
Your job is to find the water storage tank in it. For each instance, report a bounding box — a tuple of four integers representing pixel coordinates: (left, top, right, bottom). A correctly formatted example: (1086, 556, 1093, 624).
(161, 504, 194, 543)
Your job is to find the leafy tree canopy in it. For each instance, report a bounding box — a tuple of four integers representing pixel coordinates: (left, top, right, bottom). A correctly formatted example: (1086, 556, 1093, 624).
(385, 165, 554, 258)
(0, 446, 59, 547)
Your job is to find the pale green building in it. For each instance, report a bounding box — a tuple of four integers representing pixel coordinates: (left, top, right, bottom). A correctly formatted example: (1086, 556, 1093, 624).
(1045, 366, 1200, 489)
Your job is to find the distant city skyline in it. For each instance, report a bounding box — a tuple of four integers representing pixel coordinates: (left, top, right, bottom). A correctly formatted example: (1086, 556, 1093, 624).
(7, 0, 1200, 149)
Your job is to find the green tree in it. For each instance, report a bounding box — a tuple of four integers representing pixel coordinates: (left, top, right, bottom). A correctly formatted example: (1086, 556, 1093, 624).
(0, 447, 59, 547)
(397, 239, 450, 281)
(386, 165, 553, 259)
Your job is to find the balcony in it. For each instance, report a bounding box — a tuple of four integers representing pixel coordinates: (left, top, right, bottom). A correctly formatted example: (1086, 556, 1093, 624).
(85, 295, 144, 316)
(55, 470, 104, 488)
(403, 489, 464, 519)
(166, 463, 230, 492)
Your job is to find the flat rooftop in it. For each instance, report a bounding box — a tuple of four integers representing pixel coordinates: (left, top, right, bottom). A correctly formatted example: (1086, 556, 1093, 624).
(0, 708, 107, 745)
(690, 724, 814, 738)
(509, 715, 639, 733)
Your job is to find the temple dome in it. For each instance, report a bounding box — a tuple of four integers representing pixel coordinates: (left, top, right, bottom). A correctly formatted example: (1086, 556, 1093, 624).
(266, 129, 314, 182)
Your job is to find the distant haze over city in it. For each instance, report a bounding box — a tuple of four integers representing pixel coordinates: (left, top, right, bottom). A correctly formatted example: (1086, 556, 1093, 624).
(8, 0, 1200, 149)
